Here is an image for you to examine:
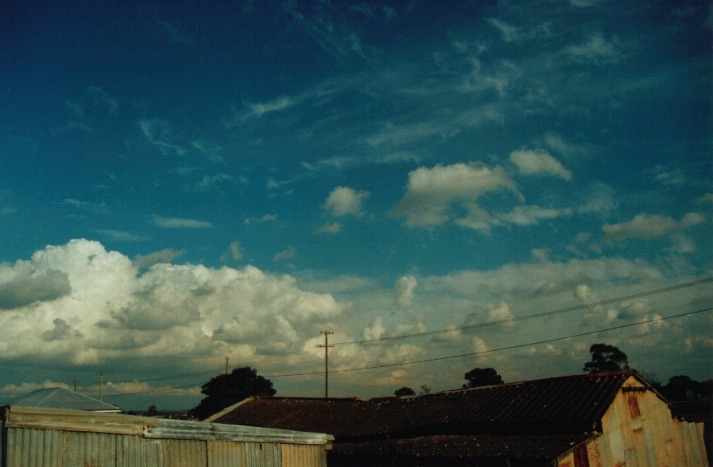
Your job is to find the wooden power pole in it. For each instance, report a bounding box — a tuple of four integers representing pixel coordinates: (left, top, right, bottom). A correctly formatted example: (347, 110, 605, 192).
(319, 331, 334, 398)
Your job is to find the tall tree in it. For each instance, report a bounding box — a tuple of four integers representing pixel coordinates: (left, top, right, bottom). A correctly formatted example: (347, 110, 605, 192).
(191, 367, 275, 420)
(463, 367, 504, 388)
(583, 343, 629, 373)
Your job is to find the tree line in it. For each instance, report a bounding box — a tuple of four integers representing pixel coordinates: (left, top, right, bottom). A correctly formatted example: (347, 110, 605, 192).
(150, 343, 710, 419)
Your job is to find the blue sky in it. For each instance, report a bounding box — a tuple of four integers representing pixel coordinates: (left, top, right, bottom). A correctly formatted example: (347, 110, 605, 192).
(1, 0, 711, 411)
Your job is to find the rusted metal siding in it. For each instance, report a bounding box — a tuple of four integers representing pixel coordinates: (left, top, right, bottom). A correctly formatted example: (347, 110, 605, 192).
(556, 375, 708, 467)
(1, 406, 331, 467)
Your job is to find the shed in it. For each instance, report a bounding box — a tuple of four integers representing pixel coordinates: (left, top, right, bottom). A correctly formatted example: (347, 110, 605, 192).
(208, 371, 708, 466)
(6, 387, 121, 413)
(0, 405, 332, 466)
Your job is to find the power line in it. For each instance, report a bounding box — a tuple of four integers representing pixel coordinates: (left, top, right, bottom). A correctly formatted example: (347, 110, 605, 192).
(266, 306, 713, 378)
(332, 277, 713, 347)
(92, 279, 712, 396)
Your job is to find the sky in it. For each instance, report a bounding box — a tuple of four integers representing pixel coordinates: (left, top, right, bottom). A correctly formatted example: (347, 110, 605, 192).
(0, 0, 711, 412)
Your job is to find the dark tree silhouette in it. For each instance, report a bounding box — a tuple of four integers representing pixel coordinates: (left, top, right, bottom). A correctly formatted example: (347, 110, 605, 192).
(191, 367, 275, 420)
(394, 386, 416, 397)
(583, 343, 629, 373)
(463, 367, 504, 388)
(664, 375, 701, 401)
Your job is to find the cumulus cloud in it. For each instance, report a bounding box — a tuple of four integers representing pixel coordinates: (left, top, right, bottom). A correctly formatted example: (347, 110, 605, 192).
(0, 240, 348, 370)
(394, 276, 418, 309)
(603, 212, 705, 241)
(0, 263, 71, 310)
(509, 149, 572, 180)
(391, 162, 520, 228)
(324, 186, 369, 217)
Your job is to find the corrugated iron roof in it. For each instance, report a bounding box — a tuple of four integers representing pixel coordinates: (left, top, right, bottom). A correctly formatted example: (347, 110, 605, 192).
(330, 433, 593, 461)
(7, 387, 121, 412)
(2, 405, 333, 445)
(210, 371, 639, 440)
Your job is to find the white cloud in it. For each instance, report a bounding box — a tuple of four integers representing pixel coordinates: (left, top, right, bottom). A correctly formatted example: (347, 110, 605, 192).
(394, 276, 418, 309)
(0, 262, 71, 310)
(500, 205, 571, 226)
(392, 162, 520, 228)
(273, 246, 296, 262)
(324, 186, 369, 217)
(487, 302, 515, 328)
(151, 215, 213, 229)
(603, 212, 704, 241)
(488, 18, 521, 43)
(229, 241, 243, 260)
(87, 86, 118, 114)
(363, 316, 386, 340)
(196, 174, 233, 191)
(96, 230, 148, 242)
(317, 222, 342, 234)
(562, 32, 624, 64)
(509, 149, 572, 180)
(133, 248, 186, 269)
(245, 96, 295, 119)
(139, 119, 187, 156)
(0, 240, 348, 371)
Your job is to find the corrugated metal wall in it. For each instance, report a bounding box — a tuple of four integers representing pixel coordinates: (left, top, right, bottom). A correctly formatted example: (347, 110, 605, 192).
(556, 376, 708, 467)
(4, 427, 329, 467)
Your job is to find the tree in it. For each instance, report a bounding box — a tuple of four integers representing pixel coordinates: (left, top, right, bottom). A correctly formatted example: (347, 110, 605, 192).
(583, 343, 629, 373)
(147, 404, 159, 416)
(463, 367, 504, 388)
(191, 367, 275, 420)
(394, 386, 416, 397)
(664, 375, 701, 401)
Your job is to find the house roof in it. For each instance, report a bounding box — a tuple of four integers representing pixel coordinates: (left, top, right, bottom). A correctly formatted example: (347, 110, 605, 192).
(7, 387, 121, 412)
(208, 371, 651, 440)
(330, 433, 594, 462)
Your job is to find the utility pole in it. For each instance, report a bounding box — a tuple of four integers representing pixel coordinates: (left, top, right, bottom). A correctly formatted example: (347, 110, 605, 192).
(97, 371, 105, 401)
(319, 331, 334, 398)
(225, 357, 229, 375)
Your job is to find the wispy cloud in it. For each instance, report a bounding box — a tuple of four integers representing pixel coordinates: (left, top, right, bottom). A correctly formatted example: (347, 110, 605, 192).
(96, 230, 148, 242)
(196, 174, 234, 191)
(133, 248, 187, 269)
(158, 20, 194, 43)
(151, 215, 213, 229)
(64, 198, 109, 214)
(273, 246, 296, 262)
(139, 119, 187, 156)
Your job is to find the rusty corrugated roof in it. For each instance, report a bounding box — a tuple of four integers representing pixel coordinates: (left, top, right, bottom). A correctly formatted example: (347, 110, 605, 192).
(210, 371, 636, 440)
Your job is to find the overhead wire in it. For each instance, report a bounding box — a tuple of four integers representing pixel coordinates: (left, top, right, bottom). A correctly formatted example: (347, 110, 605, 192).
(97, 278, 712, 397)
(265, 306, 713, 378)
(331, 277, 713, 346)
